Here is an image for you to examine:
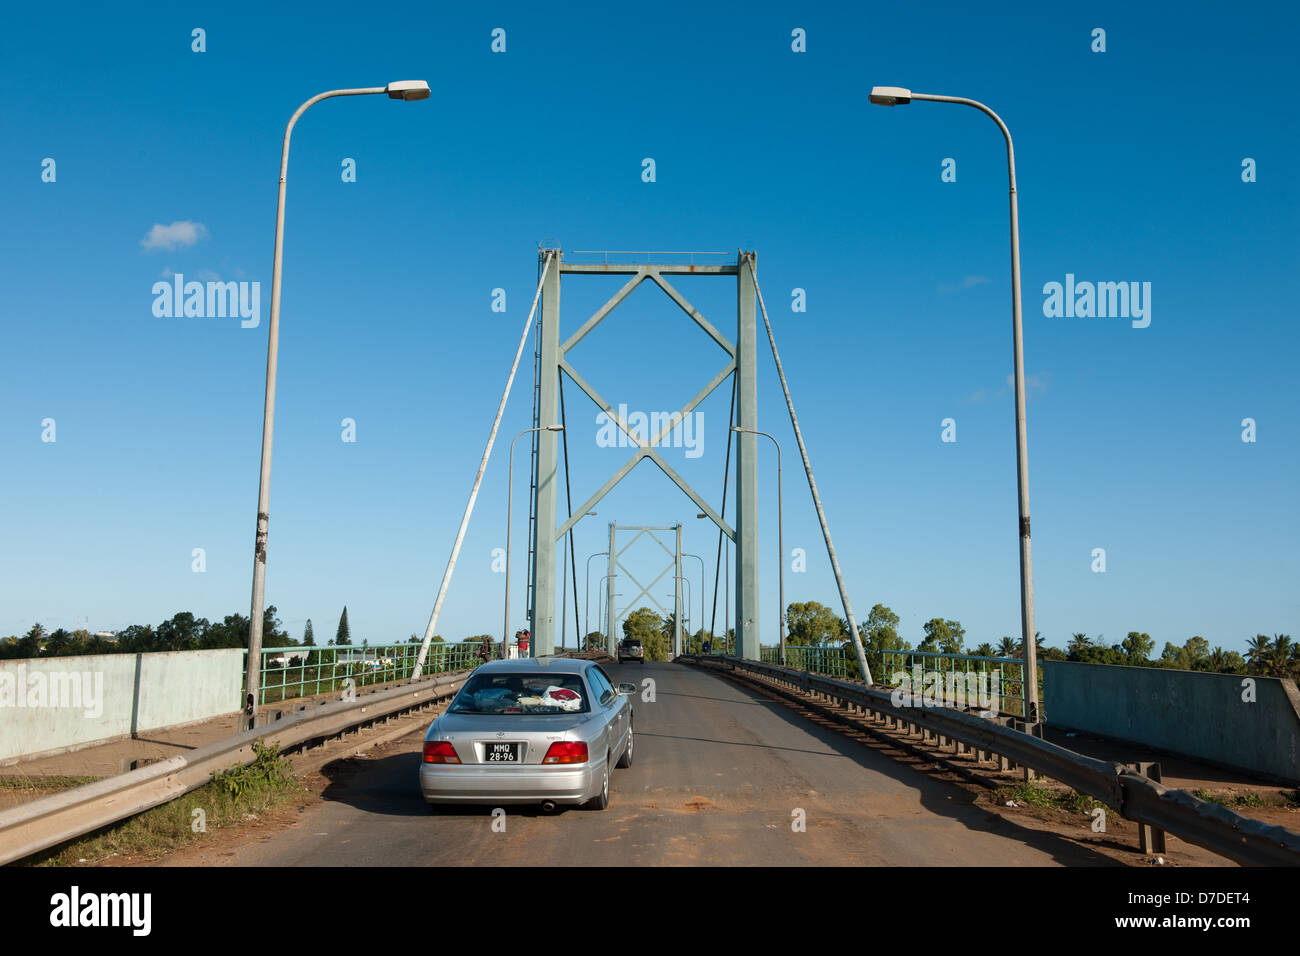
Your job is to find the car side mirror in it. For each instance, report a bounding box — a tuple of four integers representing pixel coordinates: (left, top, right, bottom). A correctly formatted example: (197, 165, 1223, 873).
(616, 683, 636, 695)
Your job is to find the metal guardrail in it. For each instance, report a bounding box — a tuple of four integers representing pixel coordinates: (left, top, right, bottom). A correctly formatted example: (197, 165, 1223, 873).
(679, 654, 1300, 867)
(0, 670, 471, 866)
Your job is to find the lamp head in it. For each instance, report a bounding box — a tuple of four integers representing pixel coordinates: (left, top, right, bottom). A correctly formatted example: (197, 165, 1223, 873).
(387, 80, 431, 101)
(869, 86, 912, 106)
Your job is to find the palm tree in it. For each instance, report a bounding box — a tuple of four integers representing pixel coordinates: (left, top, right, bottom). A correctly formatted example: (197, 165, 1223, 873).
(1067, 632, 1093, 656)
(1246, 634, 1271, 670)
(996, 636, 1018, 657)
(974, 642, 995, 658)
(1268, 635, 1294, 678)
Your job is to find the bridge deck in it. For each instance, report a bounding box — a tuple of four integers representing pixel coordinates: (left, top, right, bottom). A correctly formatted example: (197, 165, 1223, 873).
(163, 662, 1123, 866)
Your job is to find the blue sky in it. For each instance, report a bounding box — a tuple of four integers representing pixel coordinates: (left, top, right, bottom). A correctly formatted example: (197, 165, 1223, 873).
(1, 1, 1296, 656)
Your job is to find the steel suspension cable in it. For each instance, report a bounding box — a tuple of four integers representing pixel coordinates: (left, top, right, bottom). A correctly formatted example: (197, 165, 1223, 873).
(412, 252, 554, 678)
(559, 374, 582, 646)
(746, 258, 874, 684)
(709, 371, 738, 645)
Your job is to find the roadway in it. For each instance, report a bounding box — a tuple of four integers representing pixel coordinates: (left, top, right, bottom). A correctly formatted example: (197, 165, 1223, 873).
(173, 661, 1118, 866)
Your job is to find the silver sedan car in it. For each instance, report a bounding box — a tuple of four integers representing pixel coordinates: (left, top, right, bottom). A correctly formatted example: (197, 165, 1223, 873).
(419, 658, 635, 812)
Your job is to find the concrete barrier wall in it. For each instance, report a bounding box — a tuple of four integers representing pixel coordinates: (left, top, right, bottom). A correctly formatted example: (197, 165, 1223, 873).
(1044, 660, 1300, 785)
(0, 649, 243, 764)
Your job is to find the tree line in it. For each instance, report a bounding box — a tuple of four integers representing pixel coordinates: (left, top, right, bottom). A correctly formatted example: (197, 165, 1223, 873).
(7, 597, 1294, 682)
(1, 605, 494, 661)
(578, 598, 1299, 680)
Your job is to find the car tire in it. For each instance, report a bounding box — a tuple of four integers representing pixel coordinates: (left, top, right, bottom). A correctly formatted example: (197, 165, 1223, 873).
(586, 761, 610, 810)
(616, 723, 634, 768)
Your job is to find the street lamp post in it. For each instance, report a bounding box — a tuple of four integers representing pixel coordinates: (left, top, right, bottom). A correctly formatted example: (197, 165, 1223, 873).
(732, 426, 784, 666)
(599, 588, 622, 646)
(585, 551, 609, 640)
(243, 80, 430, 728)
(505, 425, 563, 660)
(682, 553, 705, 645)
(596, 575, 616, 647)
(666, 576, 691, 635)
(868, 85, 1039, 723)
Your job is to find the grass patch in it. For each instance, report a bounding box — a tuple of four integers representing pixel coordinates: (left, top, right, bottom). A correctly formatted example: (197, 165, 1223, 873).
(21, 742, 306, 867)
(0, 774, 102, 792)
(1192, 787, 1288, 809)
(997, 783, 1104, 814)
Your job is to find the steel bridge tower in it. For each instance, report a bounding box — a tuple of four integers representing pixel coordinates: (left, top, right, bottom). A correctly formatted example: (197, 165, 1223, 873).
(529, 249, 761, 660)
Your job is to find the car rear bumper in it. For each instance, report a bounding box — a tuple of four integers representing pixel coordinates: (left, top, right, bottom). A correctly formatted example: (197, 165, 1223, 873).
(418, 758, 604, 806)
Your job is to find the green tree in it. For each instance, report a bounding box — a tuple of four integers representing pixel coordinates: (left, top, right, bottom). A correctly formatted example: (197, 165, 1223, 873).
(335, 607, 352, 646)
(1073, 643, 1126, 665)
(853, 603, 905, 681)
(303, 619, 315, 646)
(920, 618, 965, 654)
(785, 601, 842, 646)
(1120, 631, 1154, 665)
(261, 606, 291, 648)
(1067, 633, 1093, 658)
(1184, 636, 1210, 667)
(1245, 634, 1271, 670)
(624, 607, 665, 661)
(661, 612, 679, 647)
(996, 635, 1019, 657)
(1158, 641, 1187, 669)
(45, 628, 74, 656)
(115, 624, 155, 653)
(1268, 635, 1294, 678)
(68, 629, 92, 655)
(583, 630, 605, 651)
(17, 623, 46, 658)
(155, 613, 207, 652)
(202, 614, 249, 649)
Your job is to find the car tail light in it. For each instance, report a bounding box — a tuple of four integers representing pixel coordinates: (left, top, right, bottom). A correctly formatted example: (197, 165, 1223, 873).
(542, 741, 588, 764)
(423, 740, 460, 764)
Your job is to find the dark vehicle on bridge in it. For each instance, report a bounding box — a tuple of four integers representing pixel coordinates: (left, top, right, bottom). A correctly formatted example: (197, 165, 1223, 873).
(419, 658, 635, 812)
(617, 638, 644, 664)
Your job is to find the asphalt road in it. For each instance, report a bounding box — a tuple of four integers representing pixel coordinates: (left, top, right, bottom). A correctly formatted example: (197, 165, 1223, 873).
(185, 661, 1117, 866)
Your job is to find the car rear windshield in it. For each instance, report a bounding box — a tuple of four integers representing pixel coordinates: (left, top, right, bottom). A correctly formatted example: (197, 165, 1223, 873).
(623, 640, 641, 647)
(448, 672, 590, 715)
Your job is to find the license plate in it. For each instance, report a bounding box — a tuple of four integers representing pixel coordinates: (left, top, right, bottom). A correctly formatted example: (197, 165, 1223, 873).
(484, 742, 521, 762)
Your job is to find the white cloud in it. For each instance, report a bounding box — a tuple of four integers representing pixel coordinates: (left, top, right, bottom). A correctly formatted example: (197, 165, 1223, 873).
(140, 220, 209, 252)
(968, 371, 1047, 405)
(938, 274, 991, 294)
(1006, 371, 1049, 399)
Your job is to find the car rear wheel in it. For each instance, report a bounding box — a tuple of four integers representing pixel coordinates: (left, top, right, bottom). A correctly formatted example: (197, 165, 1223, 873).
(586, 761, 610, 810)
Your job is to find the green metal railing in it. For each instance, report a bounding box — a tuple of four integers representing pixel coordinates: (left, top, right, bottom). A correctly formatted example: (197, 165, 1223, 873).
(245, 642, 483, 704)
(879, 649, 1045, 719)
(760, 644, 852, 678)
(752, 646, 1045, 718)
